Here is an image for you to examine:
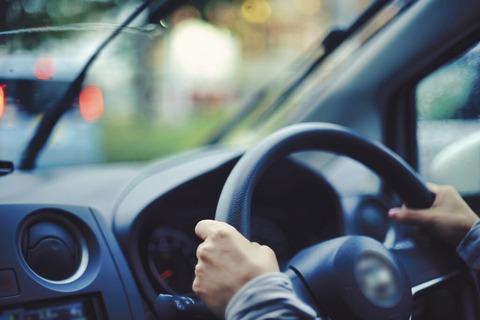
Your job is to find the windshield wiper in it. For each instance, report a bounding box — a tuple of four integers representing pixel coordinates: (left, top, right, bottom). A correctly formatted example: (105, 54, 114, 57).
(19, 0, 187, 170)
(208, 0, 396, 145)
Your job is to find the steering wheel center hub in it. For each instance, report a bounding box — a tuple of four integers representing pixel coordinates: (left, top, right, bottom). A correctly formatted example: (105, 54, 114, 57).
(355, 254, 401, 308)
(288, 236, 412, 320)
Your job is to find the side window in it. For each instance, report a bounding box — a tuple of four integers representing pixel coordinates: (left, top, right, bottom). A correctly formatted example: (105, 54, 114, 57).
(416, 42, 480, 195)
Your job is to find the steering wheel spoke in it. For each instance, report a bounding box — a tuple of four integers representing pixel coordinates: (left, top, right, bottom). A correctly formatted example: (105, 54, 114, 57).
(391, 244, 464, 290)
(286, 236, 412, 319)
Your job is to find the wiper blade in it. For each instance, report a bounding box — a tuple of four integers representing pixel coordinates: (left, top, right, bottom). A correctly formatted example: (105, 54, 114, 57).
(254, 0, 394, 121)
(263, 0, 393, 110)
(0, 23, 160, 36)
(19, 0, 186, 170)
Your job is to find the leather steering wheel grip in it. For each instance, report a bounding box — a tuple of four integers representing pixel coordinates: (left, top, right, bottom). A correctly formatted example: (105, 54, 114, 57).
(215, 122, 435, 238)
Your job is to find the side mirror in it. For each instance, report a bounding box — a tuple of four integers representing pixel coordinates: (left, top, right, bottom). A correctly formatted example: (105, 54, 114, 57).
(430, 132, 480, 195)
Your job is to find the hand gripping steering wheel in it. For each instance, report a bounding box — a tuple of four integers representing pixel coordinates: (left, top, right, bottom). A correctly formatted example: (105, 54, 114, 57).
(215, 122, 436, 320)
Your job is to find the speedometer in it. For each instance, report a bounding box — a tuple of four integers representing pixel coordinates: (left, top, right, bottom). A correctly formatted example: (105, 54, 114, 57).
(147, 227, 198, 295)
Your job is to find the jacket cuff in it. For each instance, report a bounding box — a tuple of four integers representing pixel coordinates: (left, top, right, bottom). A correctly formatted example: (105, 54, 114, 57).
(456, 220, 480, 270)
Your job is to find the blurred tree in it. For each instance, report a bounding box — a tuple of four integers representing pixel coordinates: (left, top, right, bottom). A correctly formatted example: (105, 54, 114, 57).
(0, 0, 121, 30)
(0, 0, 8, 31)
(0, 0, 234, 32)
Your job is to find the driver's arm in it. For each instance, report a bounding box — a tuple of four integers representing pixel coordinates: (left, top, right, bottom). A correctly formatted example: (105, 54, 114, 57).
(389, 183, 480, 270)
(192, 219, 317, 319)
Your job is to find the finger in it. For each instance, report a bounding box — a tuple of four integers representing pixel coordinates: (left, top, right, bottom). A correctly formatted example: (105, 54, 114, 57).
(194, 259, 206, 274)
(260, 245, 277, 258)
(196, 219, 240, 241)
(388, 207, 431, 225)
(195, 219, 218, 240)
(192, 273, 202, 295)
(196, 241, 206, 260)
(425, 182, 440, 191)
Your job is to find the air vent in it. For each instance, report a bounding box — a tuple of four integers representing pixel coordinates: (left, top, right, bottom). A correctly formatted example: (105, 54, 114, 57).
(21, 220, 82, 281)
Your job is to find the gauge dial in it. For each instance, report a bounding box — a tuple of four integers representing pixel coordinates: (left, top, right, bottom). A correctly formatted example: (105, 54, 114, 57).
(147, 227, 197, 295)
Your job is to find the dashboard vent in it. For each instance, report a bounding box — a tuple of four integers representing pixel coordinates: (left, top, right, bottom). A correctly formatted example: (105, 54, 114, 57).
(21, 221, 81, 281)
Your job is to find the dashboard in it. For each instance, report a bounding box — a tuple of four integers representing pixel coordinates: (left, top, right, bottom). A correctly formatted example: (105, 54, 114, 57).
(0, 147, 345, 319)
(0, 203, 143, 319)
(0, 147, 473, 319)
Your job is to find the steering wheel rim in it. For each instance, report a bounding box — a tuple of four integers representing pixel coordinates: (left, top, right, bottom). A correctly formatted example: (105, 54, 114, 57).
(214, 122, 437, 319)
(215, 122, 434, 239)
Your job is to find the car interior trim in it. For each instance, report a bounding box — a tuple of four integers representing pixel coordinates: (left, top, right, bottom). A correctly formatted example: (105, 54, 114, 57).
(410, 271, 460, 296)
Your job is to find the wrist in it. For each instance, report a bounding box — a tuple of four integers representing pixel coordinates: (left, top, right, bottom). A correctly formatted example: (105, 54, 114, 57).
(225, 272, 289, 318)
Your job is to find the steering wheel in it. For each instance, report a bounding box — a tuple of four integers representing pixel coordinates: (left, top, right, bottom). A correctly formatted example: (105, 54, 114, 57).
(214, 122, 444, 320)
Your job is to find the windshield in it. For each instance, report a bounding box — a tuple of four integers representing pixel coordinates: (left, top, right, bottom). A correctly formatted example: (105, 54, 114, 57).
(0, 0, 376, 168)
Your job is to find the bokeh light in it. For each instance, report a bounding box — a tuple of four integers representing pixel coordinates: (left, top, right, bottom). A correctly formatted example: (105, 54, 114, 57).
(0, 85, 5, 119)
(241, 0, 272, 24)
(294, 0, 322, 16)
(33, 57, 56, 80)
(79, 85, 104, 122)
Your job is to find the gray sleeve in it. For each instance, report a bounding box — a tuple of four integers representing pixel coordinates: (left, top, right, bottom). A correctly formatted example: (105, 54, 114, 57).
(224, 273, 318, 320)
(456, 220, 480, 271)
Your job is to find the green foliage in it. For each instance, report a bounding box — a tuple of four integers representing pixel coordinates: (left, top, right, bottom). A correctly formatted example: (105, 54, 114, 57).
(416, 62, 475, 120)
(99, 111, 228, 162)
(3, 0, 120, 31)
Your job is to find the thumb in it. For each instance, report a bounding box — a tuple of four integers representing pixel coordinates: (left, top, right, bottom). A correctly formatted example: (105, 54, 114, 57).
(388, 206, 431, 226)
